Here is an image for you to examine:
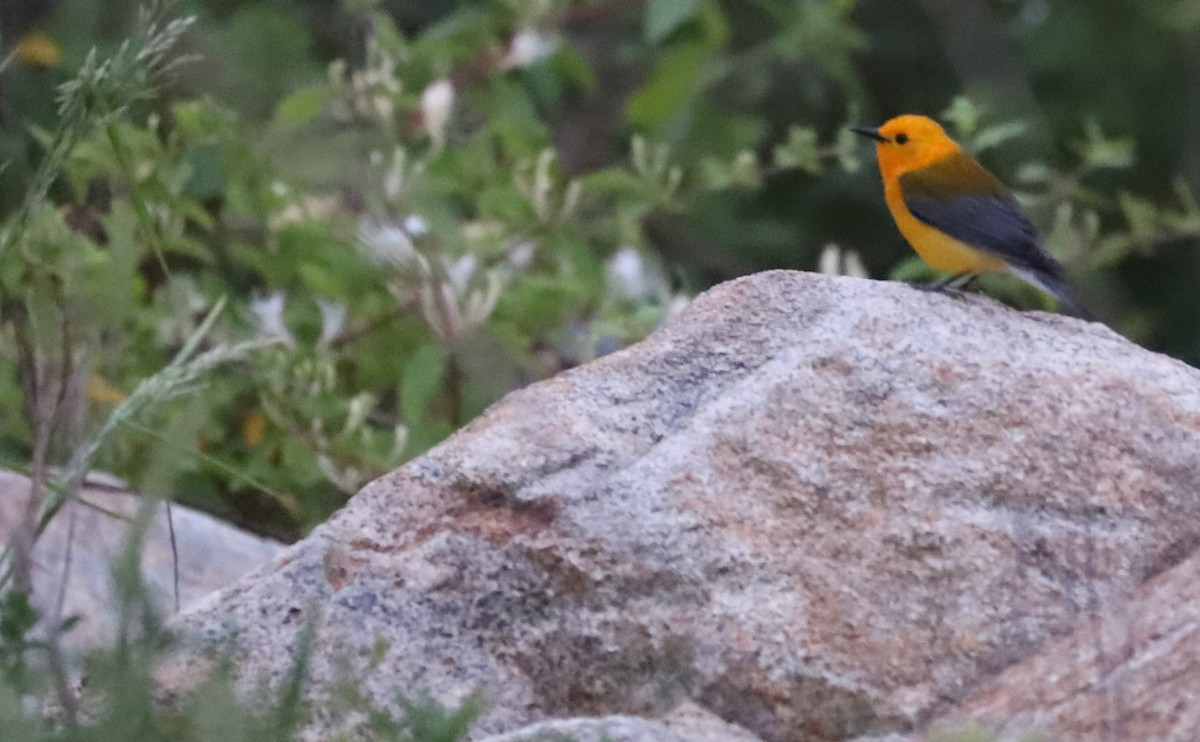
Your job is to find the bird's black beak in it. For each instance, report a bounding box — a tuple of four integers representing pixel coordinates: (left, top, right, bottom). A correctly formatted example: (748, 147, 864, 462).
(851, 126, 888, 143)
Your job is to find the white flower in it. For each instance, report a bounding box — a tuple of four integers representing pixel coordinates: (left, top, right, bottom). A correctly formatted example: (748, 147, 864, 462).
(250, 292, 295, 347)
(444, 254, 477, 295)
(607, 247, 666, 302)
(382, 147, 407, 203)
(358, 219, 427, 272)
(818, 244, 840, 276)
(390, 424, 409, 460)
(404, 214, 429, 236)
(316, 299, 348, 347)
(843, 250, 867, 279)
(508, 238, 535, 270)
(459, 270, 503, 335)
(413, 256, 504, 342)
(342, 392, 374, 437)
(421, 79, 455, 150)
(502, 29, 557, 70)
(267, 194, 339, 231)
(373, 94, 394, 123)
(817, 244, 868, 279)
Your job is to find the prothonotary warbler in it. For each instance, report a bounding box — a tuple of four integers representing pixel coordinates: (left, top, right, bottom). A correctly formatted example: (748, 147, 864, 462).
(853, 114, 1091, 318)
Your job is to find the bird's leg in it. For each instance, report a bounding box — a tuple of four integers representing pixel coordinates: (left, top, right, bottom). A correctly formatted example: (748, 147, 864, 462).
(912, 272, 977, 294)
(939, 272, 977, 289)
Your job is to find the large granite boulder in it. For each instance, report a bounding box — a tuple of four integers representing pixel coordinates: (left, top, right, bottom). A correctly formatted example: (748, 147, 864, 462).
(916, 545, 1200, 741)
(160, 271, 1200, 740)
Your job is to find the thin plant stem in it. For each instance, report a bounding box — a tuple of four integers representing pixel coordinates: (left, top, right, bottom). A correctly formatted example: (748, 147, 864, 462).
(166, 502, 179, 613)
(105, 123, 172, 276)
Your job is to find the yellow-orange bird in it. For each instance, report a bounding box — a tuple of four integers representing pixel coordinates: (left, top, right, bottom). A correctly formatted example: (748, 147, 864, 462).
(854, 115, 1090, 317)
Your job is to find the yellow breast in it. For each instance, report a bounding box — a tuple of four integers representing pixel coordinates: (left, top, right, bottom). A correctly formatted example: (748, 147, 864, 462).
(884, 181, 1008, 275)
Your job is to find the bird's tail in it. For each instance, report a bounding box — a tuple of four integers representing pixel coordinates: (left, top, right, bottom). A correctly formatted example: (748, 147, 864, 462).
(1009, 267, 1095, 321)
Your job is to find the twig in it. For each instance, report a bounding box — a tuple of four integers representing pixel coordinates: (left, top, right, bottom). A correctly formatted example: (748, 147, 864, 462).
(47, 504, 80, 727)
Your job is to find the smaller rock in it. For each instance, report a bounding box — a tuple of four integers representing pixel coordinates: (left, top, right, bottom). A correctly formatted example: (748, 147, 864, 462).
(0, 469, 284, 661)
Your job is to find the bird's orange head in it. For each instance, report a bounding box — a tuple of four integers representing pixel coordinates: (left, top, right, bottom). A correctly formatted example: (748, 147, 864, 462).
(852, 115, 962, 181)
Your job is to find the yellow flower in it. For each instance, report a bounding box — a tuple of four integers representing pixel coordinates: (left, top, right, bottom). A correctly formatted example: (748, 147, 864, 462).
(15, 33, 62, 69)
(242, 411, 267, 447)
(87, 374, 125, 405)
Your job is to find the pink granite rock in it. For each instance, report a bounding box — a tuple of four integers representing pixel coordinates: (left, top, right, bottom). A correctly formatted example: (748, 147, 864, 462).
(159, 271, 1200, 740)
(919, 545, 1200, 741)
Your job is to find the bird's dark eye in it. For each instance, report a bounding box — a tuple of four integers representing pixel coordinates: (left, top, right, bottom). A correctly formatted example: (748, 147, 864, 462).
(894, 133, 909, 145)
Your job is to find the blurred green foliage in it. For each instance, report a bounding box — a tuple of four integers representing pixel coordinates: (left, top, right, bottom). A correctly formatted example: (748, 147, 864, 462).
(1, 0, 1199, 544)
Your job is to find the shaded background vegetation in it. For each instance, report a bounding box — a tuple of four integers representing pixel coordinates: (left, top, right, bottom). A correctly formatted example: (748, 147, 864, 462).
(2, 0, 1199, 542)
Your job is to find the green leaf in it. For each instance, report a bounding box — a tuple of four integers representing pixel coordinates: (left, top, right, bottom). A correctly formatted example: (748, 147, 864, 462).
(835, 127, 862, 172)
(183, 144, 225, 201)
(0, 591, 38, 644)
(941, 96, 981, 137)
(627, 41, 711, 131)
(494, 274, 590, 338)
(645, 0, 704, 42)
(696, 0, 731, 47)
(401, 344, 448, 425)
(548, 44, 599, 92)
(210, 5, 321, 120)
(1118, 192, 1158, 239)
(973, 121, 1028, 153)
(773, 126, 822, 174)
(274, 85, 330, 129)
(1078, 119, 1135, 170)
(297, 263, 343, 298)
(579, 167, 650, 197)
